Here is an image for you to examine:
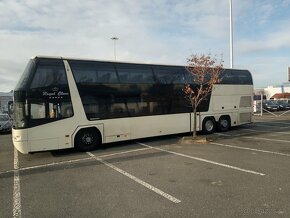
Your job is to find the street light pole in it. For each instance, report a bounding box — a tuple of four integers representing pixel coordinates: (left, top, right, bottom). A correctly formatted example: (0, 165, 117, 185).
(111, 37, 119, 61)
(229, 0, 234, 68)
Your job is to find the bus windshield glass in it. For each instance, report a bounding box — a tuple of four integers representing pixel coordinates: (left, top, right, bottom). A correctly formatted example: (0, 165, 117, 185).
(13, 58, 74, 129)
(15, 59, 36, 91)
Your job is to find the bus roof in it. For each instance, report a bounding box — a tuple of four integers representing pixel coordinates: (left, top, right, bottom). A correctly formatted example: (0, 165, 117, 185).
(31, 55, 249, 71)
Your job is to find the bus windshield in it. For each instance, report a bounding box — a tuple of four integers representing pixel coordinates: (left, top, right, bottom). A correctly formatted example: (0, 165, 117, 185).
(13, 58, 74, 129)
(15, 59, 36, 91)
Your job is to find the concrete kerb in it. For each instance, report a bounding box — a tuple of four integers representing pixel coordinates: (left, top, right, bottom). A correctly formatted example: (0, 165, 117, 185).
(179, 136, 209, 144)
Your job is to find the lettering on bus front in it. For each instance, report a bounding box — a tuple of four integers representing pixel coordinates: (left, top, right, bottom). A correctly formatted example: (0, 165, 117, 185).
(42, 90, 69, 99)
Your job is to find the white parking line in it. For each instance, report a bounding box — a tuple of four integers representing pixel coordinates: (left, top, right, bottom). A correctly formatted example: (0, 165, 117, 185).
(214, 131, 290, 143)
(269, 121, 290, 125)
(0, 148, 153, 176)
(251, 123, 290, 128)
(13, 148, 21, 218)
(210, 142, 290, 157)
(242, 128, 290, 135)
(243, 136, 290, 143)
(0, 157, 94, 175)
(87, 152, 181, 204)
(98, 147, 152, 158)
(213, 133, 230, 136)
(136, 142, 265, 176)
(214, 132, 249, 137)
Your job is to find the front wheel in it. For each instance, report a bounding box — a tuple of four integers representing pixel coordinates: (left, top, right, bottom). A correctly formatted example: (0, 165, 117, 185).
(202, 117, 216, 134)
(74, 128, 101, 152)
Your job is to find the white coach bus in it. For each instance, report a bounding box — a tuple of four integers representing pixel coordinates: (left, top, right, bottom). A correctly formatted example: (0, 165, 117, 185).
(12, 56, 253, 154)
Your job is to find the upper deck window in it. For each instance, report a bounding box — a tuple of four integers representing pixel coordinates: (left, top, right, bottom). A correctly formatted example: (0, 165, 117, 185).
(220, 69, 253, 85)
(15, 59, 36, 91)
(69, 60, 118, 84)
(30, 59, 67, 89)
(153, 66, 186, 84)
(115, 63, 154, 83)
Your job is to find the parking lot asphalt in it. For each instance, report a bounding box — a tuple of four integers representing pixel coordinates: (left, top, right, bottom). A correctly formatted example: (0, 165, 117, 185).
(1, 113, 290, 218)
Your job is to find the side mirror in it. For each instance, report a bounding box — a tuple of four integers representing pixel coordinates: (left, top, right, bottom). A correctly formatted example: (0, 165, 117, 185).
(8, 101, 13, 117)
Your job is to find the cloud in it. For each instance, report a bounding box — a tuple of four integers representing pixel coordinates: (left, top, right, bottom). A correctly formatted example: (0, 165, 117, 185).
(237, 27, 290, 54)
(0, 0, 289, 91)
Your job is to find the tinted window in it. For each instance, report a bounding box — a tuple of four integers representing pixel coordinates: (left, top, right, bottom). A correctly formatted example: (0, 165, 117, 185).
(69, 60, 118, 84)
(30, 59, 67, 89)
(153, 66, 185, 84)
(220, 69, 253, 85)
(25, 59, 73, 127)
(116, 63, 154, 83)
(15, 59, 36, 91)
(69, 61, 193, 120)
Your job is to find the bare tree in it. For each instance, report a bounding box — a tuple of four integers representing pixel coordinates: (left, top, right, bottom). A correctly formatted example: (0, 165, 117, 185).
(183, 54, 224, 138)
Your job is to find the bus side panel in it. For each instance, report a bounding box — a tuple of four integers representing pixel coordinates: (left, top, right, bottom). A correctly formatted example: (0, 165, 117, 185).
(99, 114, 191, 144)
(191, 113, 201, 132)
(27, 118, 78, 152)
(129, 113, 191, 140)
(209, 84, 253, 126)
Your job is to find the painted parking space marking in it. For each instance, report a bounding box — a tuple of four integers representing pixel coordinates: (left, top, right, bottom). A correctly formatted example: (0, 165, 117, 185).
(87, 152, 181, 204)
(210, 142, 290, 157)
(268, 121, 290, 125)
(213, 133, 230, 136)
(97, 147, 152, 158)
(214, 132, 290, 142)
(242, 129, 290, 135)
(13, 148, 21, 218)
(136, 142, 265, 176)
(214, 132, 251, 137)
(249, 123, 290, 129)
(0, 148, 153, 176)
(0, 157, 94, 176)
(243, 136, 290, 143)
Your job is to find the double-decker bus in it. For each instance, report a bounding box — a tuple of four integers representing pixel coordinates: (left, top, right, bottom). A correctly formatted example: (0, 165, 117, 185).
(12, 56, 253, 154)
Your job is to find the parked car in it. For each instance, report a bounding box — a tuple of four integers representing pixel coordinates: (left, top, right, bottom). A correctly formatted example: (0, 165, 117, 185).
(276, 100, 290, 110)
(0, 113, 12, 133)
(263, 101, 279, 112)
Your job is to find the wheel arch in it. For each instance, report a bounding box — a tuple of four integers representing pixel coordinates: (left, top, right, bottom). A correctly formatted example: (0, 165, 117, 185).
(218, 114, 231, 123)
(72, 124, 104, 148)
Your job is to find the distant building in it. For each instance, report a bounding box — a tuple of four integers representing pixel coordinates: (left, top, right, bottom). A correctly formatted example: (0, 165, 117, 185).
(270, 93, 290, 100)
(0, 91, 13, 112)
(254, 83, 290, 100)
(254, 67, 290, 100)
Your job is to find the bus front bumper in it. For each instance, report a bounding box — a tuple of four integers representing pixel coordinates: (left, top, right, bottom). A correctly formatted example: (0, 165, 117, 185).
(12, 129, 29, 154)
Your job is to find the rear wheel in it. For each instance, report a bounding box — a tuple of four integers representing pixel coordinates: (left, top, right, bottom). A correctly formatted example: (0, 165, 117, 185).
(74, 128, 101, 152)
(202, 117, 216, 134)
(218, 116, 231, 132)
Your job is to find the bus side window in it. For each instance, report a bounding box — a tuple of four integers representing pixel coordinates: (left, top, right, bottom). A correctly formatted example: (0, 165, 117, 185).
(62, 104, 73, 118)
(48, 102, 73, 119)
(30, 103, 46, 119)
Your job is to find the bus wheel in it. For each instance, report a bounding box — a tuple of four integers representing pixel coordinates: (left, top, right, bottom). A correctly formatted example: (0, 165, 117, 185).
(75, 128, 101, 152)
(202, 117, 216, 134)
(218, 116, 231, 132)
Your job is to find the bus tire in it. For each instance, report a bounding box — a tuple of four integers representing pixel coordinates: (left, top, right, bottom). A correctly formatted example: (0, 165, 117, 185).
(202, 117, 216, 134)
(218, 116, 231, 132)
(74, 128, 101, 152)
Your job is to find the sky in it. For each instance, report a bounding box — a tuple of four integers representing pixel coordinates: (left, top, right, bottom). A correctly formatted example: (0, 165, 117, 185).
(0, 0, 290, 92)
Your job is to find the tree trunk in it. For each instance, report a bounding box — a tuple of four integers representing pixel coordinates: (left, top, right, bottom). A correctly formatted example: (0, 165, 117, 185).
(192, 107, 197, 138)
